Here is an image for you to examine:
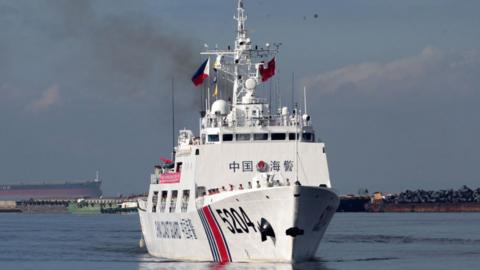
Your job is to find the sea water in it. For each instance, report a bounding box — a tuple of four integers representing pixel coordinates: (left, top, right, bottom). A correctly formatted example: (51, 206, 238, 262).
(0, 213, 479, 270)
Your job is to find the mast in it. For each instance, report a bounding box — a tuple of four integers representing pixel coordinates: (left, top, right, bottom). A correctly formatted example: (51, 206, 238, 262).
(233, 0, 249, 107)
(295, 104, 299, 183)
(201, 0, 279, 106)
(304, 86, 308, 114)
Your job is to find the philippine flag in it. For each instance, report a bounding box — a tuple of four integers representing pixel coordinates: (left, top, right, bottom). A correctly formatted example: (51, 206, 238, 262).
(191, 59, 210, 86)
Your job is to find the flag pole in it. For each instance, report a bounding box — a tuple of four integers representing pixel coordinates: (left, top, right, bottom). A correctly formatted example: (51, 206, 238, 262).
(207, 86, 211, 110)
(171, 77, 175, 156)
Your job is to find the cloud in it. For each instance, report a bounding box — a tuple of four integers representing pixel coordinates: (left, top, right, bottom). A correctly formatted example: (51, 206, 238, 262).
(0, 1, 201, 107)
(28, 85, 60, 112)
(304, 47, 480, 99)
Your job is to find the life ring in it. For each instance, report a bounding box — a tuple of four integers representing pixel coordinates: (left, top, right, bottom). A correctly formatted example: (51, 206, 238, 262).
(257, 160, 268, 172)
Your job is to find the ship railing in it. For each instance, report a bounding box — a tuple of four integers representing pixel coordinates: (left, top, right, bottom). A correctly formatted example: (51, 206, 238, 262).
(203, 175, 293, 196)
(195, 177, 303, 208)
(201, 114, 308, 129)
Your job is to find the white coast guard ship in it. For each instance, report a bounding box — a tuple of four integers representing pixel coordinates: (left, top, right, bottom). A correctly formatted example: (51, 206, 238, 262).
(138, 0, 339, 263)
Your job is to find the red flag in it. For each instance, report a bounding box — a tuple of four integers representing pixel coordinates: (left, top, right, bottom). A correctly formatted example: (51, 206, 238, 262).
(160, 157, 173, 164)
(259, 58, 276, 82)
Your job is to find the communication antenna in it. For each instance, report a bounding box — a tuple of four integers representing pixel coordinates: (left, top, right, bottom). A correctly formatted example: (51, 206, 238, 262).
(295, 103, 299, 183)
(303, 86, 308, 114)
(291, 72, 295, 109)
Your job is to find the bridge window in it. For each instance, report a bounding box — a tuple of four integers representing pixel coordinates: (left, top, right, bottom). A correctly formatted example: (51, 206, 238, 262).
(236, 133, 251, 141)
(271, 133, 286, 140)
(169, 190, 178, 213)
(159, 191, 168, 212)
(151, 191, 158, 213)
(222, 134, 233, 141)
(289, 133, 299, 140)
(208, 134, 219, 142)
(253, 133, 268, 141)
(302, 132, 315, 142)
(181, 190, 190, 213)
(176, 162, 183, 172)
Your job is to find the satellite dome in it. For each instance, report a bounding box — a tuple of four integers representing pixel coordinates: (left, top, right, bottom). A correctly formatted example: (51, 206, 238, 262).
(211, 99, 229, 115)
(245, 78, 257, 90)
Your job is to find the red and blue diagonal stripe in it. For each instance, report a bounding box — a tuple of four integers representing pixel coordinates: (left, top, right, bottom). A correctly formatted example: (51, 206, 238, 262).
(191, 59, 210, 86)
(198, 206, 232, 262)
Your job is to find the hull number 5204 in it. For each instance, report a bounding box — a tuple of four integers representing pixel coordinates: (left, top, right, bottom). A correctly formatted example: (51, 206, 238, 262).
(216, 207, 257, 234)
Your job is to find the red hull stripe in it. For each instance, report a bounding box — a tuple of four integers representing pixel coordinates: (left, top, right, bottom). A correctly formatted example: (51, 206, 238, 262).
(209, 206, 232, 261)
(198, 206, 232, 262)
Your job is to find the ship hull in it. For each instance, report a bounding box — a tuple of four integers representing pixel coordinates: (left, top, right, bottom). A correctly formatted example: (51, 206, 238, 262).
(138, 186, 338, 262)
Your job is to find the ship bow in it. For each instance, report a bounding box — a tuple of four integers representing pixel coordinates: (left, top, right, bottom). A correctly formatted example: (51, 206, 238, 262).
(290, 186, 339, 262)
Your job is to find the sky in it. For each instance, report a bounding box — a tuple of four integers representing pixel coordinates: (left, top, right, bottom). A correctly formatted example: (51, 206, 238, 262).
(1, 0, 479, 195)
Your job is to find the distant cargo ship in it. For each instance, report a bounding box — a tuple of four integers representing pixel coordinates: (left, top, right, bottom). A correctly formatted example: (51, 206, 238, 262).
(0, 176, 102, 200)
(337, 195, 371, 212)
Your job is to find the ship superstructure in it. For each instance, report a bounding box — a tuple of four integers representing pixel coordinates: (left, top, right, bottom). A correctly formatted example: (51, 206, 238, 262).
(138, 1, 339, 262)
